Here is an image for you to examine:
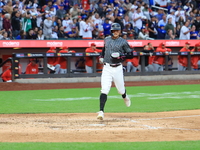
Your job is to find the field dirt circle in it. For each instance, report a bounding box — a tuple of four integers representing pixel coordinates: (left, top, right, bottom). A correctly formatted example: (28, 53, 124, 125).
(0, 80, 200, 142)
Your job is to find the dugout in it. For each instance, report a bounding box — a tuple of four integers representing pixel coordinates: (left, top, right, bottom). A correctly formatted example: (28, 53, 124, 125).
(0, 40, 200, 80)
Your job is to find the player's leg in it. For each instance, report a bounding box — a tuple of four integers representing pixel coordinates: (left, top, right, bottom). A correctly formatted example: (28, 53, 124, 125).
(178, 64, 185, 71)
(147, 64, 153, 72)
(85, 65, 93, 73)
(113, 65, 131, 107)
(153, 63, 160, 71)
(132, 66, 137, 72)
(54, 64, 61, 74)
(97, 65, 113, 120)
(126, 62, 132, 72)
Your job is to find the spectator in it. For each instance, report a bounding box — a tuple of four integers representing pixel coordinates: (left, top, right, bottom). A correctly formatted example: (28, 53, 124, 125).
(179, 20, 191, 40)
(56, 4, 66, 20)
(155, 0, 167, 7)
(26, 29, 37, 39)
(11, 10, 20, 38)
(97, 32, 105, 39)
(1, 31, 10, 40)
(16, 30, 26, 39)
(0, 10, 3, 30)
(175, 6, 186, 23)
(67, 26, 78, 38)
(103, 18, 111, 37)
(156, 24, 166, 39)
(5, 0, 13, 15)
(165, 29, 175, 39)
(97, 3, 104, 18)
(128, 32, 135, 40)
(155, 8, 164, 21)
(36, 6, 44, 28)
(51, 26, 59, 39)
(192, 14, 200, 32)
(79, 15, 86, 38)
(36, 29, 45, 40)
(57, 26, 67, 39)
(177, 16, 185, 28)
(178, 42, 191, 71)
(82, 16, 94, 39)
(132, 7, 143, 36)
(153, 42, 172, 72)
(114, 13, 124, 32)
(175, 23, 181, 38)
(69, 3, 81, 19)
(142, 3, 151, 20)
(23, 12, 32, 32)
(138, 26, 151, 40)
(2, 5, 8, 15)
(166, 9, 176, 28)
(190, 25, 199, 39)
(164, 17, 175, 35)
(31, 14, 38, 30)
(43, 15, 54, 39)
(92, 13, 103, 38)
(3, 13, 11, 33)
(85, 43, 102, 73)
(62, 15, 73, 34)
(158, 14, 167, 27)
(25, 59, 39, 74)
(148, 15, 158, 39)
(44, 1, 53, 11)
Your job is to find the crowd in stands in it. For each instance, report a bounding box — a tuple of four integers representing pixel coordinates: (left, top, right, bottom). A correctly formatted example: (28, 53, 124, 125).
(0, 0, 200, 40)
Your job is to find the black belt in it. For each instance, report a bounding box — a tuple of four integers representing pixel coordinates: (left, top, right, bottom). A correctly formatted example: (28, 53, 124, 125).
(104, 63, 121, 67)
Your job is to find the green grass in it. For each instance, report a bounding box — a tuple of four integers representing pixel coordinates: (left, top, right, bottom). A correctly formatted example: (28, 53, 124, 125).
(0, 84, 200, 114)
(0, 141, 200, 150)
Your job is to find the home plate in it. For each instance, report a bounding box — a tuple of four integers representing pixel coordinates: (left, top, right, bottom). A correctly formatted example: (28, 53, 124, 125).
(89, 124, 106, 126)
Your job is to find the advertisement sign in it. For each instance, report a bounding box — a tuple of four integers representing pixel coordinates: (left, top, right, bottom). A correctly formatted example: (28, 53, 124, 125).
(0, 40, 199, 48)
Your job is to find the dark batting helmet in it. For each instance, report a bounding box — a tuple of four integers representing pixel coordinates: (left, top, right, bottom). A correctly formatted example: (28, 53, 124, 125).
(110, 23, 121, 31)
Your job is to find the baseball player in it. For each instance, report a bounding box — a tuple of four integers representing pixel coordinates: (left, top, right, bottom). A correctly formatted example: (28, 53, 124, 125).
(147, 42, 155, 72)
(57, 47, 76, 74)
(153, 42, 172, 71)
(178, 42, 191, 71)
(25, 58, 39, 74)
(97, 23, 133, 120)
(85, 43, 102, 73)
(191, 43, 200, 70)
(46, 47, 61, 74)
(126, 46, 139, 72)
(139, 45, 154, 72)
(1, 67, 12, 82)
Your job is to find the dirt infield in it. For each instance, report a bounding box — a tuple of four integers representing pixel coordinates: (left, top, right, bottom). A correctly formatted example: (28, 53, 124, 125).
(0, 110, 200, 142)
(0, 80, 200, 142)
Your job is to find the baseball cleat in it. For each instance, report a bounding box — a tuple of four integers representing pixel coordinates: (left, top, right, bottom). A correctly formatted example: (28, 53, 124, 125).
(97, 111, 104, 120)
(123, 95, 131, 107)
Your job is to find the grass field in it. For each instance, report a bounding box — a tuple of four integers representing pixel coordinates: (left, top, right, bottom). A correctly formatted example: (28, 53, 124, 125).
(0, 84, 200, 114)
(0, 141, 200, 150)
(0, 84, 200, 149)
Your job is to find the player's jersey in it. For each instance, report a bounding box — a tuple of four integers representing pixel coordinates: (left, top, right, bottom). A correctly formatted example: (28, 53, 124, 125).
(103, 36, 132, 64)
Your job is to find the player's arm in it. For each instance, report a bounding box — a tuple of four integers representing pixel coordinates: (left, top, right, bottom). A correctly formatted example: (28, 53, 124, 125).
(122, 41, 134, 59)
